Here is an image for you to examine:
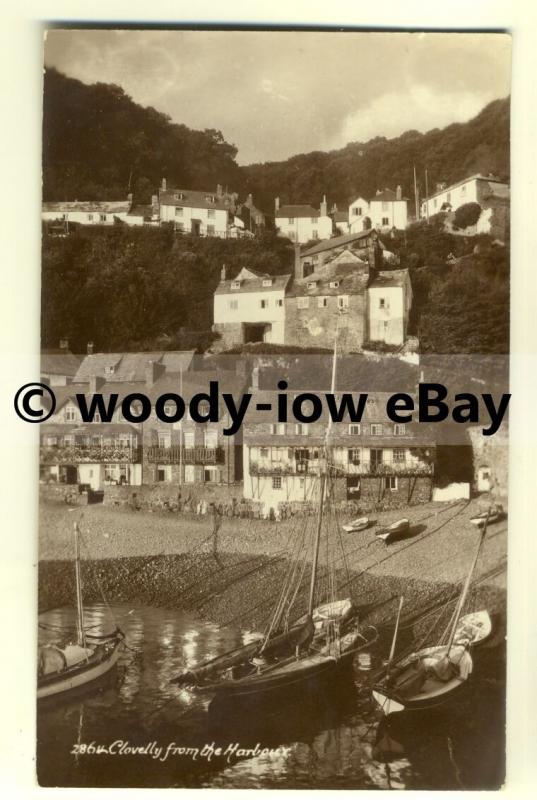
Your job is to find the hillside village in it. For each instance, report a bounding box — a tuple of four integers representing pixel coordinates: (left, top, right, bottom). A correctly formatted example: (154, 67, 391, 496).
(40, 71, 510, 518)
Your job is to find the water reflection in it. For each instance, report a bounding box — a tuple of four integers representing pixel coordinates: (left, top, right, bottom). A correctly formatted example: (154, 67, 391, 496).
(37, 604, 505, 789)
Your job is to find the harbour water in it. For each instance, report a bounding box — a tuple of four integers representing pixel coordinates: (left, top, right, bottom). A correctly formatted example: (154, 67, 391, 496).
(37, 604, 505, 789)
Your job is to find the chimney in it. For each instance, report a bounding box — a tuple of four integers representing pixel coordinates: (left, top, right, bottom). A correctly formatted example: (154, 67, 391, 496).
(275, 196, 280, 213)
(396, 185, 402, 200)
(294, 244, 303, 281)
(320, 194, 327, 217)
(331, 203, 338, 213)
(246, 193, 253, 208)
(145, 360, 165, 387)
(161, 178, 167, 191)
(216, 184, 223, 198)
(127, 192, 133, 205)
(89, 375, 105, 393)
(87, 341, 94, 355)
(221, 264, 227, 281)
(59, 338, 69, 352)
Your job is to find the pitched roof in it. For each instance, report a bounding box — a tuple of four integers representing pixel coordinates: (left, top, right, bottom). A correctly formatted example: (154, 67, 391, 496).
(332, 211, 349, 223)
(41, 349, 82, 376)
(276, 205, 321, 219)
(369, 269, 409, 289)
(288, 264, 368, 297)
(72, 351, 195, 383)
(42, 201, 131, 214)
(215, 272, 291, 295)
(301, 229, 375, 257)
(159, 188, 228, 211)
(423, 173, 510, 202)
(371, 189, 398, 202)
(127, 204, 156, 221)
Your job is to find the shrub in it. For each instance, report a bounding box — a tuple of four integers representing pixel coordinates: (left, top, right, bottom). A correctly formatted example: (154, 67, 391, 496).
(453, 202, 482, 230)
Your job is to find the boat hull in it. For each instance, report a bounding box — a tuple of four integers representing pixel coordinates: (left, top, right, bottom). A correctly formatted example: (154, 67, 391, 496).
(37, 639, 122, 700)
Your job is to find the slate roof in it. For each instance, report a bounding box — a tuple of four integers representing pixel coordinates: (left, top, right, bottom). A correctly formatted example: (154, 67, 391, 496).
(423, 173, 509, 202)
(276, 205, 321, 219)
(159, 188, 228, 211)
(332, 211, 349, 223)
(42, 201, 131, 214)
(369, 269, 409, 289)
(288, 263, 368, 297)
(301, 229, 376, 257)
(73, 351, 195, 383)
(215, 271, 292, 295)
(41, 349, 82, 377)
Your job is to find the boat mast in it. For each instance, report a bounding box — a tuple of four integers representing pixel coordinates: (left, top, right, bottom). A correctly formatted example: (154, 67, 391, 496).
(307, 315, 340, 616)
(446, 515, 488, 653)
(74, 522, 86, 648)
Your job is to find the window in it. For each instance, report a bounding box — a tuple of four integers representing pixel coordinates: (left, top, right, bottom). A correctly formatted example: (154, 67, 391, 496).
(208, 209, 215, 219)
(379, 298, 386, 308)
(43, 435, 58, 447)
(270, 423, 286, 435)
(338, 295, 349, 309)
(307, 281, 317, 289)
(204, 428, 218, 448)
(207, 225, 215, 235)
(382, 217, 389, 226)
(65, 405, 76, 422)
(348, 448, 361, 463)
(158, 431, 171, 449)
(318, 296, 328, 308)
(229, 299, 238, 310)
(288, 217, 295, 224)
(231, 280, 241, 289)
(349, 424, 361, 435)
(297, 297, 310, 309)
(385, 476, 398, 491)
(295, 423, 308, 436)
(184, 431, 195, 448)
(87, 213, 93, 221)
(371, 424, 383, 435)
(299, 478, 305, 489)
(262, 278, 273, 287)
(174, 192, 185, 201)
(353, 207, 362, 216)
(175, 207, 183, 216)
(106, 365, 115, 374)
(277, 299, 283, 307)
(206, 195, 215, 203)
(100, 214, 107, 222)
(329, 281, 339, 288)
(260, 299, 268, 309)
(272, 476, 282, 489)
(184, 464, 195, 483)
(164, 402, 176, 417)
(260, 447, 269, 459)
(393, 448, 405, 463)
(394, 424, 406, 436)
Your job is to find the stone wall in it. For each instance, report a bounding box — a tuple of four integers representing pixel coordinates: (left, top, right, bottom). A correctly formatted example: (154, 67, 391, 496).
(284, 292, 367, 350)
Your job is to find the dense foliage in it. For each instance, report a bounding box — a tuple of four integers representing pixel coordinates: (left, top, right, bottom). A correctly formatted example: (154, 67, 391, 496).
(41, 227, 293, 352)
(43, 68, 510, 213)
(453, 202, 482, 229)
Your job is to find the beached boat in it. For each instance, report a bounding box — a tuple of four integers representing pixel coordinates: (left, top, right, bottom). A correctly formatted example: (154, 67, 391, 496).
(470, 505, 504, 527)
(342, 517, 369, 533)
(372, 521, 490, 715)
(37, 522, 124, 700)
(376, 518, 410, 543)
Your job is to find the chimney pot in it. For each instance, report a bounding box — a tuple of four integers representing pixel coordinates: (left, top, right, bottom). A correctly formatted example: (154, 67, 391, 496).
(87, 342, 94, 355)
(162, 178, 167, 191)
(275, 196, 280, 213)
(221, 264, 227, 281)
(396, 185, 402, 200)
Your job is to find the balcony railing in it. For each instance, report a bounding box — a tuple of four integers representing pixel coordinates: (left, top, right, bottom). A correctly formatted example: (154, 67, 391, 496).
(40, 444, 142, 464)
(146, 446, 225, 465)
(249, 459, 434, 477)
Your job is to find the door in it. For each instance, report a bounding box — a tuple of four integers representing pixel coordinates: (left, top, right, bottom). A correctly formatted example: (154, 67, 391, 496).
(370, 448, 383, 472)
(191, 219, 201, 236)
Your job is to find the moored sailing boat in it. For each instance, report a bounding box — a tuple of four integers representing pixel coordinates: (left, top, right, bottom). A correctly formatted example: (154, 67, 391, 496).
(172, 319, 377, 703)
(37, 522, 124, 700)
(372, 518, 490, 714)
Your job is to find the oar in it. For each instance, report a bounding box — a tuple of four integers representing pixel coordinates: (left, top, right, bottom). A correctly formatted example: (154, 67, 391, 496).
(386, 595, 404, 678)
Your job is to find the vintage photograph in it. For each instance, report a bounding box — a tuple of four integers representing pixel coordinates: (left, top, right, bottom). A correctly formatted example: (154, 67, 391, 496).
(37, 29, 510, 789)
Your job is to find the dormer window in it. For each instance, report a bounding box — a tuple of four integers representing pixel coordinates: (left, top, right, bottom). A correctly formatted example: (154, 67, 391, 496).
(173, 192, 184, 201)
(262, 278, 273, 287)
(106, 365, 115, 374)
(329, 281, 340, 288)
(206, 195, 216, 203)
(307, 281, 317, 289)
(231, 280, 241, 290)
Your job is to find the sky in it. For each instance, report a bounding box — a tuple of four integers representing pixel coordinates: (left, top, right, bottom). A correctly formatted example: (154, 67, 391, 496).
(43, 30, 511, 165)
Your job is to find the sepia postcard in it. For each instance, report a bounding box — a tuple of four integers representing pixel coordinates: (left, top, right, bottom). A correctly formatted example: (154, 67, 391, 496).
(29, 26, 514, 791)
